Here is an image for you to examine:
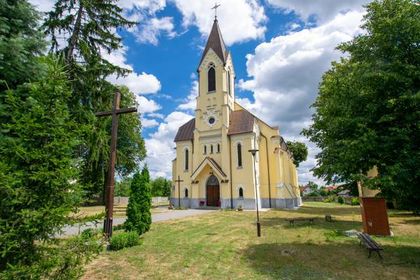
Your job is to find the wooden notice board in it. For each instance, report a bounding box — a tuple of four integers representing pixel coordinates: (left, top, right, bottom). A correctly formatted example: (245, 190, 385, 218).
(360, 197, 391, 236)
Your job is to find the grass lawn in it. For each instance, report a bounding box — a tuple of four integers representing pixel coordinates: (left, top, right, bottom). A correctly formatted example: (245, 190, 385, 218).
(82, 202, 420, 280)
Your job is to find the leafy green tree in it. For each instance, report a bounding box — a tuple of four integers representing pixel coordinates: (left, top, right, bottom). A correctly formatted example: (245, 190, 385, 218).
(303, 0, 420, 211)
(0, 0, 45, 90)
(125, 166, 152, 235)
(115, 177, 132, 197)
(286, 141, 308, 167)
(151, 177, 172, 197)
(0, 57, 85, 275)
(43, 0, 146, 199)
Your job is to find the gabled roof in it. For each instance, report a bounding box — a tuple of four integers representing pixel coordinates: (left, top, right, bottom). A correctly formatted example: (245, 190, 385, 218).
(174, 118, 195, 142)
(191, 157, 227, 181)
(199, 19, 228, 67)
(227, 110, 255, 135)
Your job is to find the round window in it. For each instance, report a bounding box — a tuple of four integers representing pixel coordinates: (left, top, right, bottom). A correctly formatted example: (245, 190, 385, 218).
(208, 117, 216, 125)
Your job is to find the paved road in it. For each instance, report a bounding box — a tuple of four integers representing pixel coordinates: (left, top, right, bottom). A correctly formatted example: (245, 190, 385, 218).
(61, 209, 216, 236)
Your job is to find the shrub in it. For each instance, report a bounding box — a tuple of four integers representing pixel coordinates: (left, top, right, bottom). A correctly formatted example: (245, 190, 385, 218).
(109, 232, 140, 251)
(351, 197, 360, 205)
(323, 195, 336, 203)
(125, 167, 152, 235)
(337, 196, 344, 204)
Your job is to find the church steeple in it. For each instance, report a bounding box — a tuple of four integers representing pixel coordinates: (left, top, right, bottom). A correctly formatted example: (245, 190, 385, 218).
(199, 19, 228, 68)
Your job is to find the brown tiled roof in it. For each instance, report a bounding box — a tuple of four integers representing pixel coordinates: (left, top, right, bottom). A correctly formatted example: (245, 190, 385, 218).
(174, 118, 195, 142)
(199, 19, 228, 67)
(228, 110, 255, 135)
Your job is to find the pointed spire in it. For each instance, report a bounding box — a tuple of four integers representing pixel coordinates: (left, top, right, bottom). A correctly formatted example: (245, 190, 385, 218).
(199, 19, 228, 68)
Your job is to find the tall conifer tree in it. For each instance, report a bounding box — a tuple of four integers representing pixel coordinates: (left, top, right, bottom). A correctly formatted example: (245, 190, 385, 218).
(44, 0, 146, 198)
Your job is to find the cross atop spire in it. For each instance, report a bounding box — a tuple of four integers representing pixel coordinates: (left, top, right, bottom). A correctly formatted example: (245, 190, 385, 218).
(212, 2, 221, 19)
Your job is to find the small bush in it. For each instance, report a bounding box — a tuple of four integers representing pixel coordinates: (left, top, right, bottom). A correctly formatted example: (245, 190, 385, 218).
(351, 197, 360, 205)
(109, 232, 140, 251)
(337, 196, 344, 204)
(323, 195, 336, 203)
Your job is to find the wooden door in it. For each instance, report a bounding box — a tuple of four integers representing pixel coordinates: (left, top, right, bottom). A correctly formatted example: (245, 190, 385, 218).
(206, 185, 220, 206)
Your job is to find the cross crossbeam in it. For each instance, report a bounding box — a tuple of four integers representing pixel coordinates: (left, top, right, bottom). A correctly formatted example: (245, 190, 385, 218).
(95, 91, 138, 238)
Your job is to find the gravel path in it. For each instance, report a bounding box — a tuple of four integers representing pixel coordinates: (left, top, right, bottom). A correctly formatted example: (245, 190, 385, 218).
(61, 209, 216, 236)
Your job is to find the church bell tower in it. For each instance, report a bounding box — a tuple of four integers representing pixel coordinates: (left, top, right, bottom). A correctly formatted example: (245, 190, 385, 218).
(195, 18, 235, 133)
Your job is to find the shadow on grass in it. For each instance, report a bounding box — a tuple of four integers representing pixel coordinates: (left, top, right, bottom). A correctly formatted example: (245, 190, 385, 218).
(243, 242, 420, 280)
(261, 216, 362, 232)
(292, 205, 361, 216)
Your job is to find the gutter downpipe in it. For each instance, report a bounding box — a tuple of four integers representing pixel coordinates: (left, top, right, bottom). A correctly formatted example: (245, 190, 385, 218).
(229, 135, 233, 209)
(261, 133, 272, 208)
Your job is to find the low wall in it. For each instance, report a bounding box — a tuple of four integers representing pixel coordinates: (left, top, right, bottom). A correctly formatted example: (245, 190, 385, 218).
(114, 196, 169, 205)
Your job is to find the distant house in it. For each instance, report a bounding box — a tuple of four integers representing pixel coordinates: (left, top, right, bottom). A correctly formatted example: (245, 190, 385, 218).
(299, 185, 312, 196)
(325, 185, 338, 192)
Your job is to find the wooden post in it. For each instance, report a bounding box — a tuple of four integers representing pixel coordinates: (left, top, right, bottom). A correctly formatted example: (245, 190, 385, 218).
(95, 91, 137, 238)
(174, 176, 183, 208)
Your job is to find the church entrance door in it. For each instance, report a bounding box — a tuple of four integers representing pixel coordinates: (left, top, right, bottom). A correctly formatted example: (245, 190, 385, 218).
(206, 175, 220, 207)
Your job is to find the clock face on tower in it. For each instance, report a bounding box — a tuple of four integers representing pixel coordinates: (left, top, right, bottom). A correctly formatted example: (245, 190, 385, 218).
(207, 115, 217, 127)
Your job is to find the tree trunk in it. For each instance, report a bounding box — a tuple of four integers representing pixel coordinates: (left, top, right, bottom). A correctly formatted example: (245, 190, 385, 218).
(66, 3, 84, 61)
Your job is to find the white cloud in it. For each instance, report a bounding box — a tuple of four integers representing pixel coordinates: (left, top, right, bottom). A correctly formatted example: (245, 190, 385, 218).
(119, 0, 166, 13)
(135, 16, 176, 45)
(145, 111, 194, 178)
(178, 80, 198, 112)
(172, 0, 267, 45)
(267, 0, 368, 23)
(141, 118, 159, 128)
(30, 0, 54, 12)
(238, 11, 364, 185)
(136, 96, 162, 113)
(104, 48, 162, 95)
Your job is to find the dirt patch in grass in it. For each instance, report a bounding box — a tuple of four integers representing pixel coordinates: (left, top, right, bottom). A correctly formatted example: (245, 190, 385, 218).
(82, 203, 420, 280)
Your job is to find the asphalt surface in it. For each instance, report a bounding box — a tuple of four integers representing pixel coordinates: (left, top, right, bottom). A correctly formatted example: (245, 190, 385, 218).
(61, 208, 216, 236)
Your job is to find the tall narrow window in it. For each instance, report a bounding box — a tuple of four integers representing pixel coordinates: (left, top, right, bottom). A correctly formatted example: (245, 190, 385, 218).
(184, 149, 189, 171)
(227, 71, 231, 96)
(237, 143, 242, 167)
(208, 66, 216, 92)
(217, 144, 220, 153)
(210, 145, 214, 154)
(204, 145, 207, 154)
(185, 188, 189, 198)
(239, 187, 244, 198)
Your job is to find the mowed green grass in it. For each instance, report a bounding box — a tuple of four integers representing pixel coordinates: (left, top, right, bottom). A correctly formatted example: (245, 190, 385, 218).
(82, 202, 420, 280)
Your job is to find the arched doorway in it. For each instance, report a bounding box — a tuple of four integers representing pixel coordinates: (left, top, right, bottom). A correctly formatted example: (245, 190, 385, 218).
(206, 175, 220, 207)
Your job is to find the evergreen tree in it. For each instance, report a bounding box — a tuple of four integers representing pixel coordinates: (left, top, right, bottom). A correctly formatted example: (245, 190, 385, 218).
(0, 0, 45, 89)
(43, 0, 146, 199)
(151, 177, 172, 197)
(0, 57, 82, 273)
(303, 0, 420, 211)
(125, 166, 152, 235)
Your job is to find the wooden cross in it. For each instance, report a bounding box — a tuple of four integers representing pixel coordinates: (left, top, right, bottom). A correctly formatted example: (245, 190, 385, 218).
(174, 175, 184, 208)
(95, 91, 137, 238)
(212, 2, 221, 19)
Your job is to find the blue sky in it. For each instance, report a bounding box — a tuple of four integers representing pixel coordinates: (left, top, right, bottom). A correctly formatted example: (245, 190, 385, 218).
(31, 0, 370, 184)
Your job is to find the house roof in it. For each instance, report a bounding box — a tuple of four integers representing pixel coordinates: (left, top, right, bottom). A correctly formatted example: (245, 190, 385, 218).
(174, 118, 195, 142)
(199, 19, 228, 67)
(227, 110, 255, 136)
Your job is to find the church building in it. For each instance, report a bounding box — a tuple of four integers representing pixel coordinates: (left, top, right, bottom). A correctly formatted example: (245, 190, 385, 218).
(171, 18, 301, 209)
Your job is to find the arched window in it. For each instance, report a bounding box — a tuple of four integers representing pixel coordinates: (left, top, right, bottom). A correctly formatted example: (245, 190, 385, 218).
(184, 148, 189, 171)
(239, 187, 244, 198)
(204, 145, 207, 154)
(237, 143, 242, 167)
(185, 188, 189, 198)
(210, 145, 214, 154)
(227, 71, 231, 96)
(208, 65, 216, 92)
(217, 144, 220, 153)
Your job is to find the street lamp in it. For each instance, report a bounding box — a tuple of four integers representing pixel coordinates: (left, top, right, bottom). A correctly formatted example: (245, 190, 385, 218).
(249, 149, 261, 237)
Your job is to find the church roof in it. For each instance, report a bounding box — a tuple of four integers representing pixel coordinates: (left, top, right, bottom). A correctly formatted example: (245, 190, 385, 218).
(174, 118, 195, 142)
(227, 110, 255, 135)
(199, 19, 228, 67)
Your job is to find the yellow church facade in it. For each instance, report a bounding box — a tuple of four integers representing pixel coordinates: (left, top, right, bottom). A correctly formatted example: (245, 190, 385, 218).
(171, 19, 301, 209)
